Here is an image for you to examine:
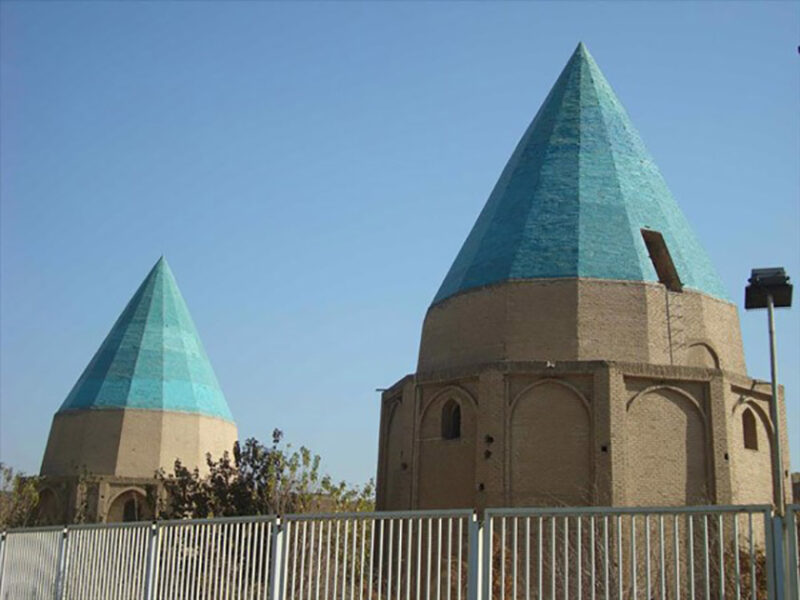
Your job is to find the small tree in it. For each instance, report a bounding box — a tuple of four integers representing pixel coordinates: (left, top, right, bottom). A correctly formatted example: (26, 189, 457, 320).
(156, 429, 374, 518)
(0, 463, 40, 529)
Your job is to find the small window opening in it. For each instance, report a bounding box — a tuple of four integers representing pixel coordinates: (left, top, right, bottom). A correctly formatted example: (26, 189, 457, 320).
(742, 408, 758, 450)
(123, 497, 141, 522)
(641, 229, 683, 292)
(441, 399, 461, 440)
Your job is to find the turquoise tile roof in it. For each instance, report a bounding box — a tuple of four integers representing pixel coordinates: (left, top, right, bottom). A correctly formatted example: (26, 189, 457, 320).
(433, 43, 729, 305)
(58, 257, 234, 422)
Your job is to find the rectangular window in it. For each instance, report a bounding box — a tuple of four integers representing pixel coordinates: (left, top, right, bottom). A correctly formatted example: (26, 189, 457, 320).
(641, 229, 682, 292)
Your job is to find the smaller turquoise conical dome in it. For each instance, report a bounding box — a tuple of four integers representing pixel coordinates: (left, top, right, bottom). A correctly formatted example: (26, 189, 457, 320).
(433, 43, 729, 305)
(58, 258, 234, 422)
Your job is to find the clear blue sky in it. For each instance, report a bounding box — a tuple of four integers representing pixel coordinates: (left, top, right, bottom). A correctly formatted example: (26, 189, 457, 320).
(1, 2, 798, 485)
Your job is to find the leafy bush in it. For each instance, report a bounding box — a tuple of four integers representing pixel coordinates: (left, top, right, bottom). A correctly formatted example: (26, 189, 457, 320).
(156, 429, 374, 518)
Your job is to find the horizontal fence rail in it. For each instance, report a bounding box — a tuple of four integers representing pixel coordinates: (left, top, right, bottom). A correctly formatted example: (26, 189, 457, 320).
(0, 505, 796, 600)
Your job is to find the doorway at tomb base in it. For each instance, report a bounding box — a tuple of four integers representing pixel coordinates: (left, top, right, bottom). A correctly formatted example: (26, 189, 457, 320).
(106, 488, 153, 523)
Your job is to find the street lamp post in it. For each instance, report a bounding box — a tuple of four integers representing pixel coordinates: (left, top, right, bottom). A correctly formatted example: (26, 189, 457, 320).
(744, 267, 793, 514)
(745, 267, 792, 600)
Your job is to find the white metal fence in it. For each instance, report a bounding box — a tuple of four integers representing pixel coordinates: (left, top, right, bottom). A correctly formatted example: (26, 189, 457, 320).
(483, 505, 775, 600)
(0, 505, 797, 600)
(281, 510, 473, 600)
(153, 516, 278, 600)
(61, 522, 150, 599)
(0, 527, 62, 599)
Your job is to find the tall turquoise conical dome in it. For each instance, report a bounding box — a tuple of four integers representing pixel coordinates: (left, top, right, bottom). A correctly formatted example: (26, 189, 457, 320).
(58, 257, 233, 421)
(433, 43, 728, 305)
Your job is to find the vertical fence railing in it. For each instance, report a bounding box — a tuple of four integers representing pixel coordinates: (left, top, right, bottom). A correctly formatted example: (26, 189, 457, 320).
(60, 521, 150, 599)
(0, 525, 62, 599)
(280, 509, 473, 600)
(152, 515, 277, 600)
(483, 505, 774, 600)
(0, 505, 795, 600)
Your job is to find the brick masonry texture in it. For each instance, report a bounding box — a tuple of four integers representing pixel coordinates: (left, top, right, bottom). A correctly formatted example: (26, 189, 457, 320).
(377, 44, 790, 514)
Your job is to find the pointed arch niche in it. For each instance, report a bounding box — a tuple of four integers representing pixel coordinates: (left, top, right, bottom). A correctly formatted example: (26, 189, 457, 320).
(417, 386, 476, 509)
(625, 386, 708, 505)
(382, 400, 407, 509)
(731, 399, 773, 505)
(509, 379, 592, 506)
(107, 488, 152, 523)
(441, 399, 461, 440)
(742, 408, 758, 450)
(36, 487, 61, 525)
(686, 342, 720, 369)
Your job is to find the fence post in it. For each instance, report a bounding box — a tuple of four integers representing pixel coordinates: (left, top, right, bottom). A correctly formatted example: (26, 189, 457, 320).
(786, 508, 798, 600)
(0, 531, 6, 597)
(482, 513, 493, 600)
(269, 518, 285, 600)
(770, 514, 787, 600)
(143, 521, 159, 600)
(764, 509, 781, 600)
(467, 512, 482, 600)
(53, 527, 68, 600)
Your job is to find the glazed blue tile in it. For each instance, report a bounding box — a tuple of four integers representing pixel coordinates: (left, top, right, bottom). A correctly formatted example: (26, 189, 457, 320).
(58, 257, 234, 422)
(433, 43, 729, 305)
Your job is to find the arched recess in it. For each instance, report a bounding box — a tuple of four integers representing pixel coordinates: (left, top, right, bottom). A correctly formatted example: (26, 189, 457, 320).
(441, 399, 461, 440)
(731, 399, 773, 504)
(742, 409, 758, 450)
(509, 379, 592, 506)
(36, 487, 61, 525)
(106, 488, 152, 523)
(625, 385, 708, 505)
(382, 400, 407, 510)
(417, 386, 477, 509)
(730, 399, 774, 440)
(686, 342, 720, 369)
